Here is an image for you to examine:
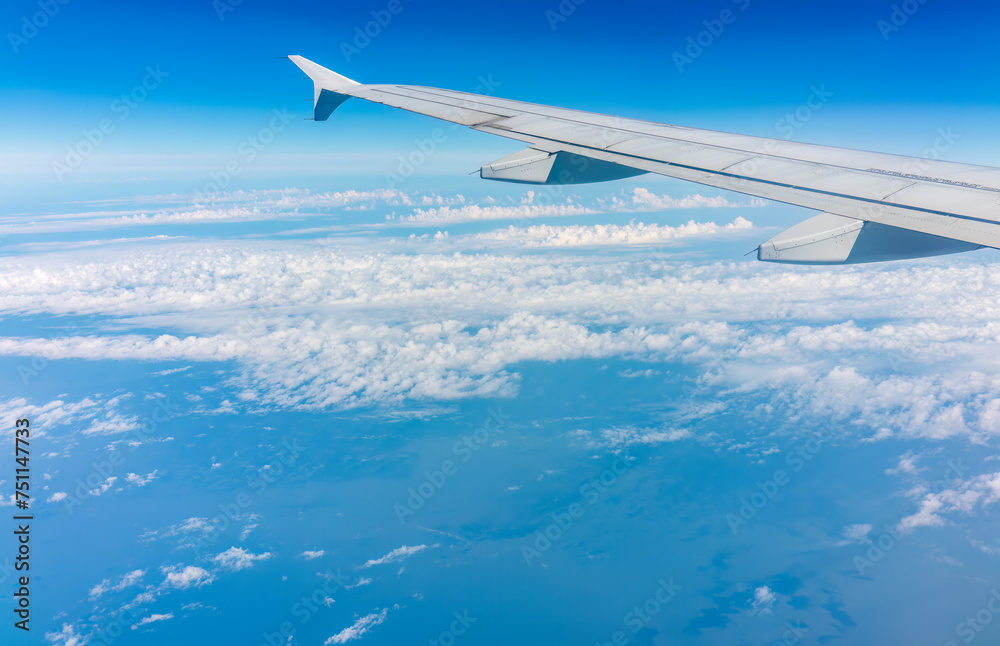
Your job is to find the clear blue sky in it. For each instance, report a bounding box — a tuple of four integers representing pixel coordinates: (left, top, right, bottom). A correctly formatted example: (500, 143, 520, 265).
(2, 0, 999, 184)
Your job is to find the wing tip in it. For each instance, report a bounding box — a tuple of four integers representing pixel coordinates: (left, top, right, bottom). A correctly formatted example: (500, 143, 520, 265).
(287, 55, 360, 88)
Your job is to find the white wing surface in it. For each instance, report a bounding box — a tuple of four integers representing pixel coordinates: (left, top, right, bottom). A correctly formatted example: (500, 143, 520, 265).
(289, 55, 998, 264)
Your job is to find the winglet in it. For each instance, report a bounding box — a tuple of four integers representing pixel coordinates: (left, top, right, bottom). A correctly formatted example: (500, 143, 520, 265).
(287, 55, 360, 121)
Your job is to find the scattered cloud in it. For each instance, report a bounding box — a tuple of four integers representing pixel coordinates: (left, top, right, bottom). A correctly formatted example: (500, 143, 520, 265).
(839, 524, 873, 545)
(161, 565, 214, 589)
(345, 577, 372, 590)
(477, 217, 753, 247)
(131, 613, 173, 630)
(44, 623, 86, 646)
(748, 586, 777, 616)
(363, 544, 436, 568)
(325, 608, 391, 645)
(125, 471, 159, 487)
(89, 569, 146, 600)
(899, 472, 1000, 532)
(212, 547, 273, 571)
(600, 188, 766, 212)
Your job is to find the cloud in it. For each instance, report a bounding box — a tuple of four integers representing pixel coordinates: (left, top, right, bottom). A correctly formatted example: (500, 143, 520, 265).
(475, 218, 754, 247)
(899, 471, 1000, 532)
(125, 471, 159, 487)
(325, 608, 390, 645)
(131, 613, 173, 630)
(44, 623, 86, 646)
(212, 547, 273, 571)
(162, 565, 214, 589)
(48, 492, 68, 503)
(6, 193, 1000, 446)
(0, 189, 411, 235)
(839, 524, 873, 545)
(600, 188, 767, 212)
(886, 453, 921, 476)
(88, 476, 117, 496)
(362, 544, 436, 568)
(748, 586, 777, 616)
(574, 426, 691, 450)
(301, 550, 325, 560)
(89, 569, 146, 600)
(1, 396, 136, 438)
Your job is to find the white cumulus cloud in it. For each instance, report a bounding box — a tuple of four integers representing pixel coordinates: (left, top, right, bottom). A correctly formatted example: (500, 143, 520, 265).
(325, 608, 390, 644)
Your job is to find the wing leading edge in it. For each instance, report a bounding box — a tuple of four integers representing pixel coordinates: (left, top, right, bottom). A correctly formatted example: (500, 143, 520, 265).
(288, 55, 997, 264)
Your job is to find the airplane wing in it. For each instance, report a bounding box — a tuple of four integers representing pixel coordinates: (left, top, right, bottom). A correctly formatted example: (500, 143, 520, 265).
(288, 55, 1000, 264)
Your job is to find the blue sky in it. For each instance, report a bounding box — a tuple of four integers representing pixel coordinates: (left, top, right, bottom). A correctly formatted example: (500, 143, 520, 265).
(5, 2, 1000, 646)
(4, 0, 1000, 183)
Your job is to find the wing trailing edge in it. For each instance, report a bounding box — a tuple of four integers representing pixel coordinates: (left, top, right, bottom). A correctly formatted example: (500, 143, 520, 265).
(757, 212, 981, 264)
